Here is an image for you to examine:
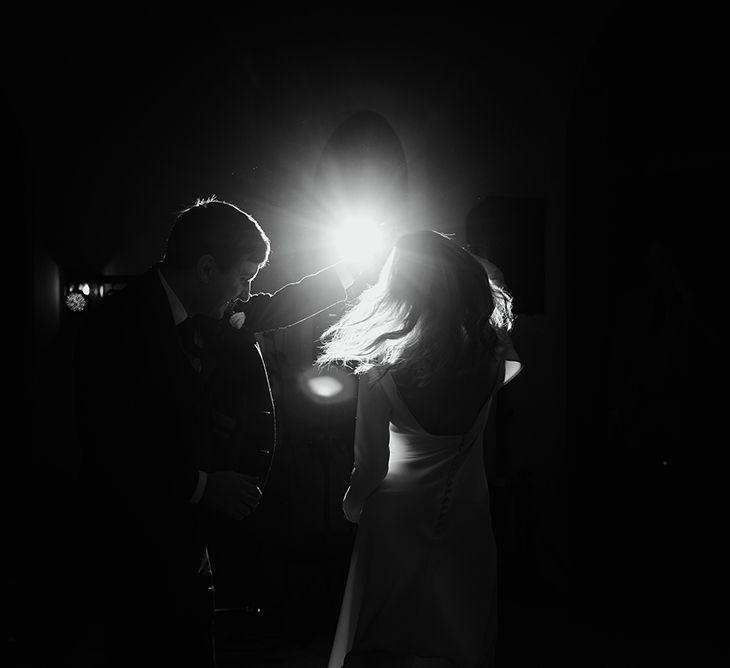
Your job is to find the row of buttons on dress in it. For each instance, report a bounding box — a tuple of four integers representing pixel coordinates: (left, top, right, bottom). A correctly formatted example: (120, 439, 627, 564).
(435, 437, 468, 536)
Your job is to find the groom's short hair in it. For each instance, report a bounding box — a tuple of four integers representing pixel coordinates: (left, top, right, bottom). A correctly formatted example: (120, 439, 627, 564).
(163, 196, 271, 271)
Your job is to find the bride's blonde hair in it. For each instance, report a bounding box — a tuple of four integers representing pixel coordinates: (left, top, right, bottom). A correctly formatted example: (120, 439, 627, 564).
(316, 230, 514, 386)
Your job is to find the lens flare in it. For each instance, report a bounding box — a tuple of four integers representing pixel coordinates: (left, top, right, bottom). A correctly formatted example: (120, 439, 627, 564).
(298, 366, 356, 405)
(307, 375, 344, 399)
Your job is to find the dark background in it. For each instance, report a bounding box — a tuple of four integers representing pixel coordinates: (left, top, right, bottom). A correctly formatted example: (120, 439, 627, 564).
(13, 2, 727, 666)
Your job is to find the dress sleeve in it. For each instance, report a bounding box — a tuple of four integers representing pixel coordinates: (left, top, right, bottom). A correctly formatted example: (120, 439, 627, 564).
(469, 252, 523, 385)
(501, 334, 523, 386)
(342, 371, 391, 523)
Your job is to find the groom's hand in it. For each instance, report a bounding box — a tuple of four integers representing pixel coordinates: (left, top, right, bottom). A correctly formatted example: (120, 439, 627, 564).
(355, 242, 392, 287)
(200, 471, 262, 521)
(468, 251, 508, 290)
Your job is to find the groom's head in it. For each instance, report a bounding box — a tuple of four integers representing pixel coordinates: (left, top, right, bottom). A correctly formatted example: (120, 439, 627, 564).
(162, 196, 271, 318)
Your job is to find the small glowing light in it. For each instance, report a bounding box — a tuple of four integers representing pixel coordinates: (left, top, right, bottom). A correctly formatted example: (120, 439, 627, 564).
(66, 292, 87, 312)
(79, 283, 91, 296)
(298, 366, 356, 405)
(307, 375, 344, 399)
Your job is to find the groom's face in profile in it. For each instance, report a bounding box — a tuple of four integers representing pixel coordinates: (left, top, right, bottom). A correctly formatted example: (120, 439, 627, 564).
(204, 254, 260, 319)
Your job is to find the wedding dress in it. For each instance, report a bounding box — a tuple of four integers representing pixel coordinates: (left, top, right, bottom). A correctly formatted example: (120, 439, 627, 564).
(328, 355, 521, 668)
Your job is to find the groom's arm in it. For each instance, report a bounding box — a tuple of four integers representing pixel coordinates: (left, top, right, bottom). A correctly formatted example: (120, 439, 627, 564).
(237, 263, 353, 334)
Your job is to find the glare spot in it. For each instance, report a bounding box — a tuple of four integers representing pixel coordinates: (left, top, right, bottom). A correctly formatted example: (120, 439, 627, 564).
(299, 366, 356, 405)
(307, 375, 344, 398)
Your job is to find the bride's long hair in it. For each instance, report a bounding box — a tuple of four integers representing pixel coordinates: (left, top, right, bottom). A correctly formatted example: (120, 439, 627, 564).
(316, 230, 515, 386)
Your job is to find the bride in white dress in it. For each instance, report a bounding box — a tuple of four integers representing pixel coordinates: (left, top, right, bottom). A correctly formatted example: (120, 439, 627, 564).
(316, 230, 522, 668)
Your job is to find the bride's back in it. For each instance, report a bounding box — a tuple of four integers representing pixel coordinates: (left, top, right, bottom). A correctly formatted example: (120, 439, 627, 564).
(393, 354, 501, 436)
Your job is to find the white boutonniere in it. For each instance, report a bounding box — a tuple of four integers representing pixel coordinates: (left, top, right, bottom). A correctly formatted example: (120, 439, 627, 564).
(229, 311, 247, 329)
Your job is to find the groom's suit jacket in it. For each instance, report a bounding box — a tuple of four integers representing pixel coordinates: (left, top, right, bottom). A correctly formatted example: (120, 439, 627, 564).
(74, 262, 347, 599)
(200, 264, 349, 487)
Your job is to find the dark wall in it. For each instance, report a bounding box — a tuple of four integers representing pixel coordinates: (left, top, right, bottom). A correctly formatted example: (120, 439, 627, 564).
(567, 4, 727, 661)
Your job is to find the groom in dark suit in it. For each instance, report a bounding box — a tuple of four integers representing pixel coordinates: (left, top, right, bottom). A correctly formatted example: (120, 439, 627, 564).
(73, 196, 354, 667)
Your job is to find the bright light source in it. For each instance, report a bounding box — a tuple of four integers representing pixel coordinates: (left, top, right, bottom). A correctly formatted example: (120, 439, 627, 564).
(333, 221, 385, 266)
(329, 206, 390, 275)
(79, 283, 91, 296)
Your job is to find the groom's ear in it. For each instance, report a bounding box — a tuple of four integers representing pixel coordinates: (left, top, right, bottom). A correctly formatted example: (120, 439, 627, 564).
(196, 254, 216, 284)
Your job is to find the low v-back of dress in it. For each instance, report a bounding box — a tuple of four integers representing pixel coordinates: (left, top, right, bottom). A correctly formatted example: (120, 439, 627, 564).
(328, 361, 507, 668)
